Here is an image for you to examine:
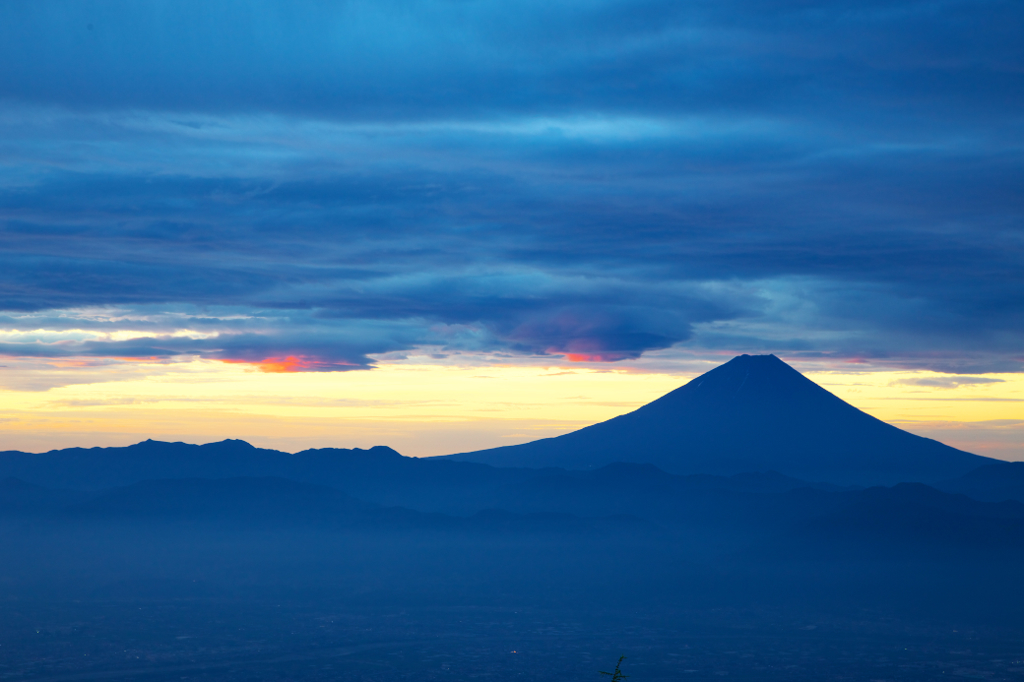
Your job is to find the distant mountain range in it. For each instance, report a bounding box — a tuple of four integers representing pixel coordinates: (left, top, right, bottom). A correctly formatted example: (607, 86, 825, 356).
(0, 440, 537, 512)
(0, 353, 1020, 653)
(3, 468, 1023, 552)
(0, 355, 1000, 494)
(447, 354, 990, 484)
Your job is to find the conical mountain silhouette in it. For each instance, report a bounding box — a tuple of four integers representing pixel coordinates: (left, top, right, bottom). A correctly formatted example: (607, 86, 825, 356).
(448, 354, 991, 485)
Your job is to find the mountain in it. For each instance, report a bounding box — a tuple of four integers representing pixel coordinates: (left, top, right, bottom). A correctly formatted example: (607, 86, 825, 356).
(39, 476, 642, 535)
(937, 461, 1024, 503)
(66, 477, 378, 524)
(0, 477, 89, 515)
(0, 438, 312, 489)
(446, 354, 990, 485)
(794, 483, 1024, 552)
(0, 437, 840, 517)
(0, 440, 538, 510)
(11, 468, 1023, 551)
(453, 462, 843, 524)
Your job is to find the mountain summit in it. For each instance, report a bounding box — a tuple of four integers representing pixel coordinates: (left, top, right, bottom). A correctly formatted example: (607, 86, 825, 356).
(446, 354, 990, 485)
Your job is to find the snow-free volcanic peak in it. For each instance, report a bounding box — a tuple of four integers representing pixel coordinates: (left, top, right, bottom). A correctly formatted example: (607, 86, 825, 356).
(446, 354, 990, 485)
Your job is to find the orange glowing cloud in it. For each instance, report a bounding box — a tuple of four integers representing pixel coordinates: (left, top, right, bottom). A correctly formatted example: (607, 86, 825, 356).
(563, 352, 632, 362)
(50, 359, 110, 368)
(547, 343, 638, 363)
(220, 355, 357, 373)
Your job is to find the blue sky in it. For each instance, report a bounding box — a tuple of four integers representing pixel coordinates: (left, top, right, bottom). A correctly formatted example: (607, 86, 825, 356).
(0, 0, 1022, 376)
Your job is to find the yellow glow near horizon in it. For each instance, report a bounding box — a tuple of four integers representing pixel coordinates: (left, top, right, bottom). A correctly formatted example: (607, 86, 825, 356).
(0, 356, 1021, 460)
(0, 358, 684, 455)
(805, 370, 1024, 422)
(804, 369, 1024, 461)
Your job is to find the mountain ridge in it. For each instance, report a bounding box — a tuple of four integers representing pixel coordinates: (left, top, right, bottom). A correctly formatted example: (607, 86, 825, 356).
(0, 355, 994, 489)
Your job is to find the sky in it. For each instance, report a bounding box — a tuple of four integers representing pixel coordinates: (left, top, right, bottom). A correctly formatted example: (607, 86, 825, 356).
(0, 0, 1022, 458)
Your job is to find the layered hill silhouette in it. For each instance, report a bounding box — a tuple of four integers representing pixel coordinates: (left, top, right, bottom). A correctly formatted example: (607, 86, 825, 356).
(5, 469, 1023, 551)
(447, 354, 990, 484)
(0, 440, 534, 510)
(938, 461, 1024, 503)
(0, 354, 995, 490)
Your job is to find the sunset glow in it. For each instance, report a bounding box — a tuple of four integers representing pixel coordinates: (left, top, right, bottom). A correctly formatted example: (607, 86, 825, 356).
(0, 1, 1020, 462)
(1, 352, 1020, 460)
(221, 355, 358, 373)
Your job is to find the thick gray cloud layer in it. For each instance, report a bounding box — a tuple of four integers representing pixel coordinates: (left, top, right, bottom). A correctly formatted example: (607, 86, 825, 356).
(0, 0, 1021, 371)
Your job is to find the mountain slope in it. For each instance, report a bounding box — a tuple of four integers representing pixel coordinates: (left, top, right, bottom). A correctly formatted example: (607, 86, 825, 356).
(0, 477, 89, 514)
(446, 354, 990, 484)
(50, 476, 644, 535)
(67, 477, 376, 523)
(937, 461, 1024, 503)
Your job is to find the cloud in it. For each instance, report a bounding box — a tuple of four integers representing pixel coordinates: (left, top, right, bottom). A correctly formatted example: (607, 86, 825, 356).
(895, 377, 1006, 389)
(1, 1, 1020, 126)
(0, 0, 1020, 374)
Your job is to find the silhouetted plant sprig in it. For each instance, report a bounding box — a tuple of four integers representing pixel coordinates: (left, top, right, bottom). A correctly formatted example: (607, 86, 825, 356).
(600, 656, 629, 681)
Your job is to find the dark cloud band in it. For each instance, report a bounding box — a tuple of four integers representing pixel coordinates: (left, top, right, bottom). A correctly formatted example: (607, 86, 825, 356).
(0, 0, 1020, 372)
